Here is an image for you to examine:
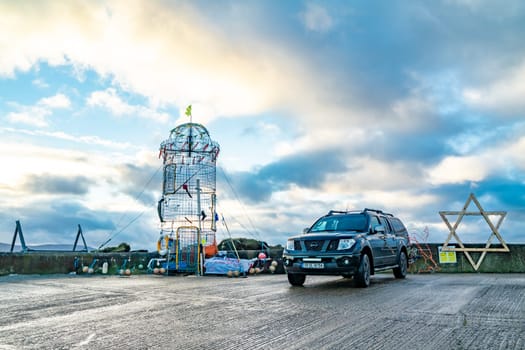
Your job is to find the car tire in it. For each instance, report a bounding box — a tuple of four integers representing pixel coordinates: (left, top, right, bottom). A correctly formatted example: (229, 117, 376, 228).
(393, 250, 408, 279)
(287, 273, 306, 286)
(354, 254, 371, 288)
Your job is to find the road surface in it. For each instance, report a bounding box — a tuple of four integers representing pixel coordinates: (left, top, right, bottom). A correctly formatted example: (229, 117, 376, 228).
(0, 273, 524, 349)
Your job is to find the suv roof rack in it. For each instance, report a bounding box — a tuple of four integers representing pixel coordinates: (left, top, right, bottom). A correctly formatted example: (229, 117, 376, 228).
(363, 208, 394, 217)
(327, 210, 348, 216)
(327, 210, 365, 216)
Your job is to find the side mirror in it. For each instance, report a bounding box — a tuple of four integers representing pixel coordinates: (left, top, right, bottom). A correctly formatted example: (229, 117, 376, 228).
(303, 227, 310, 234)
(373, 225, 385, 234)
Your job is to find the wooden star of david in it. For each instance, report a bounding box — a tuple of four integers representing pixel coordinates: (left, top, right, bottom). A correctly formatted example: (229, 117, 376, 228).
(440, 193, 509, 271)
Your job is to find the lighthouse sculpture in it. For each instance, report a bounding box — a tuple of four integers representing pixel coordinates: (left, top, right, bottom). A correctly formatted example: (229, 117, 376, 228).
(157, 106, 220, 274)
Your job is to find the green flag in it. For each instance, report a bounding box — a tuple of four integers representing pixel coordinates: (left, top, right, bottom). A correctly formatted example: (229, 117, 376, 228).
(185, 105, 192, 117)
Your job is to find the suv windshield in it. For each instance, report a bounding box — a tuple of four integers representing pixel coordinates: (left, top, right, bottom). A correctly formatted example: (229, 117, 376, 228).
(309, 214, 367, 233)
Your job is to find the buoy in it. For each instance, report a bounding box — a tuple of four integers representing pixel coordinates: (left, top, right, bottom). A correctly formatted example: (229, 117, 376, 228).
(82, 266, 89, 273)
(159, 267, 166, 274)
(258, 252, 267, 260)
(249, 268, 255, 275)
(102, 262, 108, 274)
(233, 270, 240, 277)
(271, 261, 278, 267)
(269, 265, 276, 273)
(138, 264, 144, 269)
(88, 268, 94, 274)
(227, 270, 233, 277)
(255, 267, 261, 274)
(153, 267, 159, 274)
(125, 269, 131, 276)
(119, 269, 124, 275)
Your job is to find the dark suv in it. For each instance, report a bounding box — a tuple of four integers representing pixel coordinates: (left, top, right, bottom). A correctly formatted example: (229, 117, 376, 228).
(283, 208, 409, 287)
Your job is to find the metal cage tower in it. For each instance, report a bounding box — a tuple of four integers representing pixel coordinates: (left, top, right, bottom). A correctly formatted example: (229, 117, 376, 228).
(157, 122, 220, 273)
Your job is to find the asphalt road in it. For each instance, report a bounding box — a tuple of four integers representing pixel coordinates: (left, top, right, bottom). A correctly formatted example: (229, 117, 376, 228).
(0, 273, 524, 349)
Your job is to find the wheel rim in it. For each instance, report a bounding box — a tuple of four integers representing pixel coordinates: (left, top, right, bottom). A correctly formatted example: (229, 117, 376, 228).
(400, 252, 407, 275)
(363, 256, 370, 284)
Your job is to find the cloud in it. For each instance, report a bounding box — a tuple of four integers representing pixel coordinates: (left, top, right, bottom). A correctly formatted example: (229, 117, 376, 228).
(6, 93, 71, 127)
(40, 93, 71, 108)
(23, 174, 93, 195)
(462, 60, 525, 115)
(428, 134, 525, 185)
(0, 126, 138, 150)
(1, 1, 525, 248)
(87, 88, 169, 122)
(222, 148, 347, 203)
(113, 163, 162, 207)
(299, 3, 334, 32)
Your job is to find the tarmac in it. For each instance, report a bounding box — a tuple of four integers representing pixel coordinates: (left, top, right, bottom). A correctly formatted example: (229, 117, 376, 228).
(0, 272, 524, 349)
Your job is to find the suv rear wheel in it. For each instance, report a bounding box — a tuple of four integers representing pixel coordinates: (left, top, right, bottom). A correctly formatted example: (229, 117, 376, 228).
(393, 250, 408, 279)
(287, 273, 306, 286)
(354, 254, 371, 288)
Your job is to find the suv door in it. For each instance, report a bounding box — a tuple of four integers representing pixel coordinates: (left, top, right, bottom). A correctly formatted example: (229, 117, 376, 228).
(368, 215, 387, 267)
(379, 216, 397, 265)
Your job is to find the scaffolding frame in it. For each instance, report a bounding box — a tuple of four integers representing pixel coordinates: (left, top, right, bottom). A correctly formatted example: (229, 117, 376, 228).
(157, 122, 219, 274)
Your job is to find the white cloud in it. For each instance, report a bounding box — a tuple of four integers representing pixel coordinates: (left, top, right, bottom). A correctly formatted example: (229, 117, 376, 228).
(7, 108, 50, 128)
(5, 93, 71, 127)
(462, 60, 525, 115)
(87, 88, 169, 122)
(0, 1, 348, 128)
(40, 93, 71, 108)
(299, 3, 334, 33)
(32, 78, 49, 88)
(87, 88, 134, 115)
(0, 126, 138, 151)
(428, 136, 525, 185)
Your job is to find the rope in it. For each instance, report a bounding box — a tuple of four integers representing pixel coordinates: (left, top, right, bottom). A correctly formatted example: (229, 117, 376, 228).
(217, 166, 263, 242)
(97, 164, 162, 250)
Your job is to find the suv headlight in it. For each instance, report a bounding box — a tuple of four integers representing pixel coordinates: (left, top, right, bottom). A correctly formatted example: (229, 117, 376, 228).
(337, 238, 356, 250)
(286, 239, 295, 251)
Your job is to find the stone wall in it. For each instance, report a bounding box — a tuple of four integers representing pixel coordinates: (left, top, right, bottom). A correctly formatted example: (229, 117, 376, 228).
(408, 243, 525, 273)
(1, 244, 523, 276)
(0, 251, 156, 276)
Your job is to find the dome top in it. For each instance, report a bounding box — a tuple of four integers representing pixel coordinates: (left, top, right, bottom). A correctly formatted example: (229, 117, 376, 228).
(160, 122, 219, 155)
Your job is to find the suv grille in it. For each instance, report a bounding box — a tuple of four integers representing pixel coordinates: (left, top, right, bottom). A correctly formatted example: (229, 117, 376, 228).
(326, 240, 339, 251)
(304, 240, 324, 251)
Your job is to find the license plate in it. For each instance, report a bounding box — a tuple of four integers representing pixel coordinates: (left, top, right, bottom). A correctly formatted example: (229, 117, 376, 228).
(302, 262, 324, 269)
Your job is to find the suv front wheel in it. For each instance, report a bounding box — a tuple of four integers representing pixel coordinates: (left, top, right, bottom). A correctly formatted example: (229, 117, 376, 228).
(287, 273, 306, 286)
(354, 254, 371, 288)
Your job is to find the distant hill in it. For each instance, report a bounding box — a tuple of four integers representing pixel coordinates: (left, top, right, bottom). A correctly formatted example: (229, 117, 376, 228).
(0, 242, 96, 252)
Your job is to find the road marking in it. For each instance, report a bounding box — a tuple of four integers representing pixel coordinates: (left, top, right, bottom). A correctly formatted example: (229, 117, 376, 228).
(76, 333, 95, 347)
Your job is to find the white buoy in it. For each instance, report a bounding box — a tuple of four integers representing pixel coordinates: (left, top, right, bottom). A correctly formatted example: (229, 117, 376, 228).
(82, 266, 89, 273)
(102, 262, 108, 274)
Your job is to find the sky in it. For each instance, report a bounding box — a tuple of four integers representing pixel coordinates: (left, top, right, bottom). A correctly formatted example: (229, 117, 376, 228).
(1, 0, 524, 251)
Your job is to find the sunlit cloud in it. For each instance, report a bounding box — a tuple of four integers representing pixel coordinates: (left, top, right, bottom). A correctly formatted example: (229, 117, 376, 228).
(299, 3, 334, 33)
(6, 93, 71, 127)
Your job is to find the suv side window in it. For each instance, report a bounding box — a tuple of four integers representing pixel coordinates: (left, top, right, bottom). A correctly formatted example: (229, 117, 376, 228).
(388, 217, 408, 237)
(379, 216, 392, 233)
(369, 216, 381, 232)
